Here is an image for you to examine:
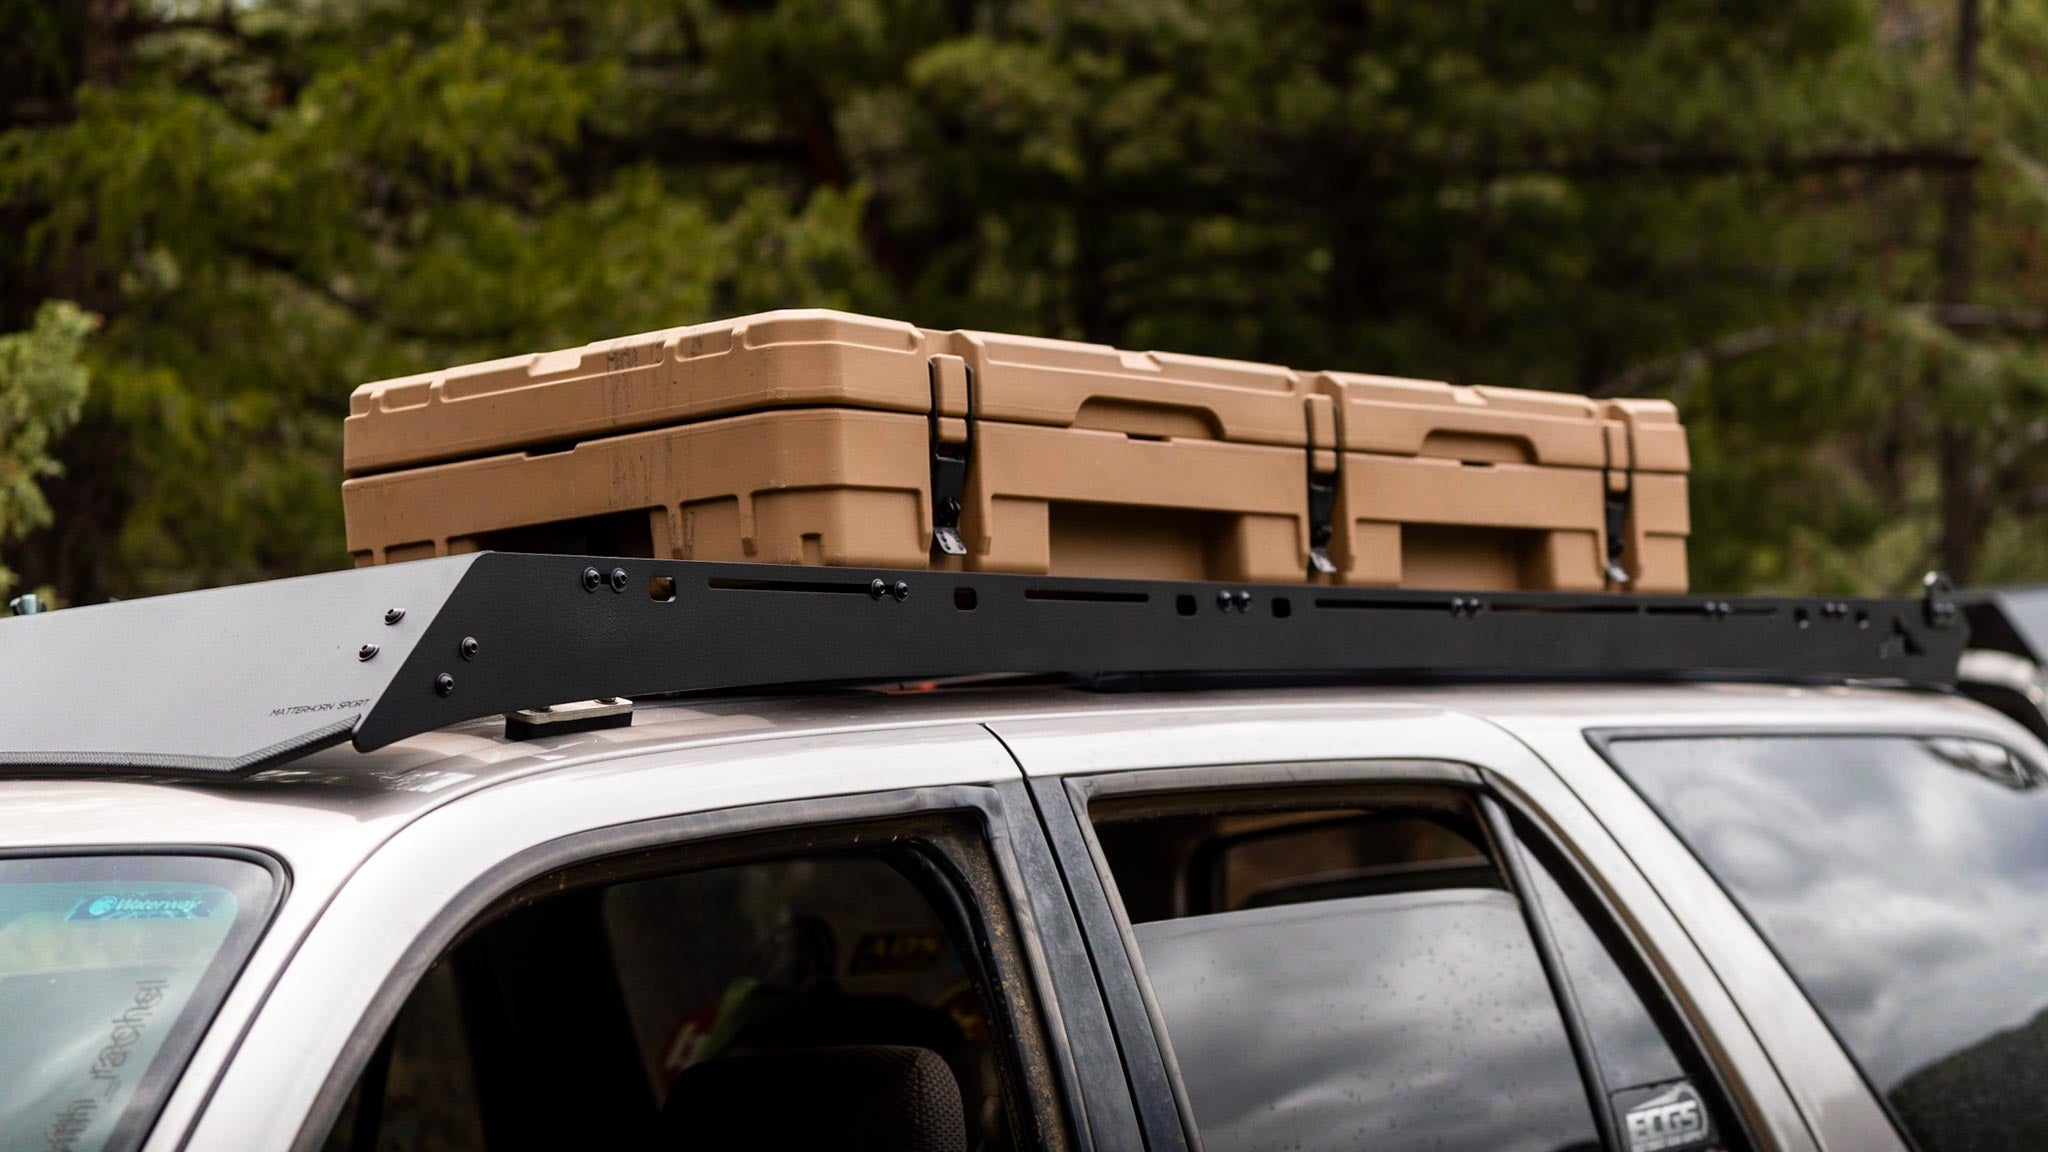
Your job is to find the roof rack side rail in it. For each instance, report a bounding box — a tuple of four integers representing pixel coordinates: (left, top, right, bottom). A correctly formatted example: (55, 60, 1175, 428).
(0, 553, 1970, 778)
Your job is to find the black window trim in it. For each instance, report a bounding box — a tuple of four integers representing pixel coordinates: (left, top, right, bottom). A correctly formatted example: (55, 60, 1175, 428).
(0, 843, 288, 1152)
(1477, 791, 1623, 1152)
(1586, 723, 2048, 1152)
(284, 782, 1133, 1152)
(1046, 758, 1760, 1152)
(1026, 775, 1201, 1152)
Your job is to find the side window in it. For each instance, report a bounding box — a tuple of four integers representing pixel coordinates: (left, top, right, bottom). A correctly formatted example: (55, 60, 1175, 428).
(1606, 734, 2048, 1152)
(322, 822, 1052, 1152)
(1085, 783, 1735, 1152)
(1511, 832, 1741, 1151)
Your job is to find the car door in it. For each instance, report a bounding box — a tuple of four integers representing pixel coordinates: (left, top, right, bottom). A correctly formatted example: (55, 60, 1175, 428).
(182, 724, 1139, 1152)
(992, 701, 1812, 1152)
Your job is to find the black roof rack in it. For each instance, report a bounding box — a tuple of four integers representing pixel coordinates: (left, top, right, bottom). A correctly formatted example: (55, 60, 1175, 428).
(0, 553, 1970, 778)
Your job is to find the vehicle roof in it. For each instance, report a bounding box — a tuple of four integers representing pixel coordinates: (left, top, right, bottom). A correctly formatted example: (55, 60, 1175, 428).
(0, 679, 2015, 860)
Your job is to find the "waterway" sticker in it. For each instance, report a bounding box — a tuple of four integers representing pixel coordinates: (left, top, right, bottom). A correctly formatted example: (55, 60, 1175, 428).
(66, 891, 219, 921)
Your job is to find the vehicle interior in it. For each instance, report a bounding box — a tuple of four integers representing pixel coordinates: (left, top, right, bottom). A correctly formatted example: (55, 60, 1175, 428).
(321, 835, 1031, 1152)
(1089, 793, 1502, 922)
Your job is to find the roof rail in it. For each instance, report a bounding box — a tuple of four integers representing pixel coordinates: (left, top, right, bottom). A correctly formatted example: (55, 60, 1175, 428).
(0, 553, 1968, 778)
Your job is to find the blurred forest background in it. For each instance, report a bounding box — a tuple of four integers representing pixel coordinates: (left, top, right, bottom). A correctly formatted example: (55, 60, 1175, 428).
(3, 0, 2047, 604)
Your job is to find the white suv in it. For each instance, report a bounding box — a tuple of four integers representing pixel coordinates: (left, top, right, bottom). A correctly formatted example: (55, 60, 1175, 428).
(1, 555, 2037, 1152)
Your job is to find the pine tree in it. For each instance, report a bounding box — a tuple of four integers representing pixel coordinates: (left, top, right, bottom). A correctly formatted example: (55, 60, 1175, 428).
(4, 0, 2045, 600)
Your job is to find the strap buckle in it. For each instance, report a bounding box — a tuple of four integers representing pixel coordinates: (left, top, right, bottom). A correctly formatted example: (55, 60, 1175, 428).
(1604, 473, 1633, 586)
(929, 357, 974, 558)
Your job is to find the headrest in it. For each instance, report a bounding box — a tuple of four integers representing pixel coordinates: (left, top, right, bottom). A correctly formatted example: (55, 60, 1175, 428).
(661, 1044, 967, 1152)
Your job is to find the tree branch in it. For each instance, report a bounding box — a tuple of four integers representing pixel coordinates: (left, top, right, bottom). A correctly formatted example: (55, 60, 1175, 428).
(222, 238, 522, 343)
(1405, 144, 1982, 182)
(1597, 303, 2048, 396)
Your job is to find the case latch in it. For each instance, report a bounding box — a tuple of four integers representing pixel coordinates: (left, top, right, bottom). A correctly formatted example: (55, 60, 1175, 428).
(1601, 414, 1635, 587)
(1308, 471, 1338, 575)
(1604, 474, 1633, 586)
(1305, 395, 1340, 575)
(929, 355, 975, 558)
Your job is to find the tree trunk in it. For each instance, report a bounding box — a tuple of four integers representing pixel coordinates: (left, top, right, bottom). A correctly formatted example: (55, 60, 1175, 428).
(1071, 130, 1114, 344)
(82, 0, 133, 90)
(1935, 0, 1984, 583)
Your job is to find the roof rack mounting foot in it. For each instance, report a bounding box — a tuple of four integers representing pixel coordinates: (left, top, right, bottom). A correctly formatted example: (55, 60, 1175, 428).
(505, 698, 635, 741)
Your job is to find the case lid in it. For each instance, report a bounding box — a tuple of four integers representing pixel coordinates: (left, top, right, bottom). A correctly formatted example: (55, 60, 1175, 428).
(346, 311, 930, 476)
(345, 310, 1316, 476)
(949, 330, 1309, 446)
(1310, 373, 1612, 469)
(1599, 398, 1691, 474)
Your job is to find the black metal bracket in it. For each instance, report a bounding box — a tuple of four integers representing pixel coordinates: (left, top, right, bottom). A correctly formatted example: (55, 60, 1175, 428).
(1923, 570, 1959, 630)
(1603, 471, 1633, 586)
(1306, 456, 1339, 577)
(1304, 396, 1340, 577)
(929, 358, 975, 558)
(367, 556, 1968, 750)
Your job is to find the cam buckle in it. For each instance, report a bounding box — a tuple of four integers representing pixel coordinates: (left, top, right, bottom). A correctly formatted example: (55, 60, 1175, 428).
(1305, 395, 1340, 576)
(929, 356, 975, 558)
(1307, 470, 1338, 575)
(1604, 474, 1633, 586)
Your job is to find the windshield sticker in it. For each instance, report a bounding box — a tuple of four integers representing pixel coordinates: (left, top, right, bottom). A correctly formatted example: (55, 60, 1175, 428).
(67, 892, 219, 921)
(43, 977, 171, 1152)
(1614, 1079, 1712, 1152)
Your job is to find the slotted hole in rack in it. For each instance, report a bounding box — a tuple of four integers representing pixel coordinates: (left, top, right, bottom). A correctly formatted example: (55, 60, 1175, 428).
(1023, 588, 1149, 604)
(707, 577, 877, 596)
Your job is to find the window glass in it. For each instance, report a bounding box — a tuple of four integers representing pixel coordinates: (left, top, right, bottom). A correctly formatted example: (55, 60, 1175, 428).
(325, 848, 1025, 1152)
(602, 856, 996, 1116)
(0, 854, 275, 1152)
(1098, 805, 1498, 922)
(1516, 838, 1733, 1152)
(1607, 735, 2048, 1152)
(1519, 844, 1683, 1093)
(1093, 793, 1602, 1152)
(319, 962, 486, 1152)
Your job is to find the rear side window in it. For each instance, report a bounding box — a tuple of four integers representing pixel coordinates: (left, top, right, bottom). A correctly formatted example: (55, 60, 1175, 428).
(0, 854, 277, 1152)
(1607, 734, 2048, 1152)
(1094, 793, 1606, 1152)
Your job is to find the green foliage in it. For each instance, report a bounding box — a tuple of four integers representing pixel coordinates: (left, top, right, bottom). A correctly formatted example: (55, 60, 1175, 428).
(1, 0, 2045, 599)
(0, 300, 94, 595)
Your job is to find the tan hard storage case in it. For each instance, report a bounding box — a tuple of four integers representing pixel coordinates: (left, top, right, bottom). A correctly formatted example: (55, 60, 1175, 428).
(342, 310, 1689, 590)
(1310, 376, 1689, 592)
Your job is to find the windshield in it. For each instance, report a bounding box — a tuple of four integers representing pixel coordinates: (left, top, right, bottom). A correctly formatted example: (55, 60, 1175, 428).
(0, 854, 277, 1152)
